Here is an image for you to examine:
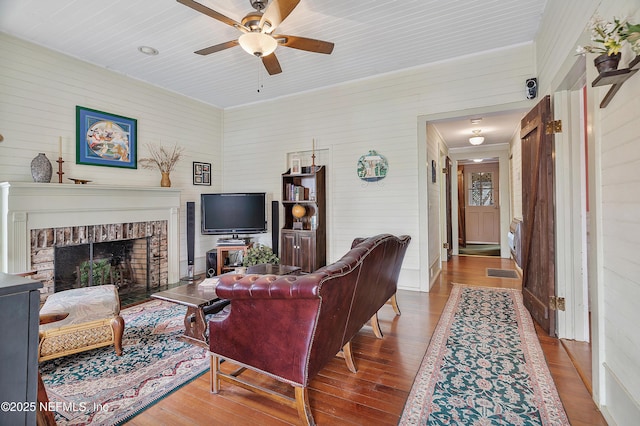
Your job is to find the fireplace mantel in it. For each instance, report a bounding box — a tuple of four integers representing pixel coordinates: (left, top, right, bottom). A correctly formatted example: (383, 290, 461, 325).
(1, 182, 181, 283)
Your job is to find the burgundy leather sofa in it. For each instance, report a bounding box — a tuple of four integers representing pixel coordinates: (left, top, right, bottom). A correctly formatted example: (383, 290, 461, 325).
(208, 233, 411, 425)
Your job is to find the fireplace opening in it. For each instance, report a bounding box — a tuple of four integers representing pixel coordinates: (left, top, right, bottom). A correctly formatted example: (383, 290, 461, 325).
(54, 238, 153, 295)
(31, 220, 169, 301)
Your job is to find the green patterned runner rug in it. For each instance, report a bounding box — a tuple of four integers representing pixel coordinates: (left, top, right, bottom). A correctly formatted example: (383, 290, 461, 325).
(400, 285, 569, 425)
(40, 300, 209, 425)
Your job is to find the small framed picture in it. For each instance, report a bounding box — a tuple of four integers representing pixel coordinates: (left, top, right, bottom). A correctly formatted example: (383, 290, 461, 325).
(290, 158, 302, 175)
(193, 161, 211, 186)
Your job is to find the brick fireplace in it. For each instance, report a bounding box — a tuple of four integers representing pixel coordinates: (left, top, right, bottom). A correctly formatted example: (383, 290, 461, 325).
(1, 182, 181, 300)
(31, 221, 168, 299)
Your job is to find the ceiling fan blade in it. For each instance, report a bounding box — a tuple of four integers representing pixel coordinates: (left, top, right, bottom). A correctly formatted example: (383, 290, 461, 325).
(177, 0, 245, 30)
(276, 35, 334, 54)
(262, 53, 283, 75)
(260, 0, 300, 33)
(194, 40, 239, 55)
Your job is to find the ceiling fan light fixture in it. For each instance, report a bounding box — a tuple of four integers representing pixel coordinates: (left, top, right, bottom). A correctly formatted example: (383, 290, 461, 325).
(469, 129, 485, 145)
(239, 32, 278, 57)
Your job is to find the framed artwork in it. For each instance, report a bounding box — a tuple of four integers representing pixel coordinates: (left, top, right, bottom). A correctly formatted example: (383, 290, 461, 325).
(193, 161, 211, 185)
(76, 106, 137, 168)
(290, 157, 302, 175)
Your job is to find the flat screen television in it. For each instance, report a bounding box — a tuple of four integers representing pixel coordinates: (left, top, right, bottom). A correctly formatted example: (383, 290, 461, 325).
(201, 192, 267, 236)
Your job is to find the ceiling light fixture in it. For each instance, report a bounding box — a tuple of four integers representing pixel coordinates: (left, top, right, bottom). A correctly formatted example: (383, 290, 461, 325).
(473, 158, 484, 163)
(138, 46, 159, 56)
(238, 32, 278, 57)
(469, 129, 485, 145)
(470, 118, 483, 125)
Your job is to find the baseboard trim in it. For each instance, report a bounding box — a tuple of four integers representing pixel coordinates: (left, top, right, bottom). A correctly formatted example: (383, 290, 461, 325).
(602, 362, 640, 425)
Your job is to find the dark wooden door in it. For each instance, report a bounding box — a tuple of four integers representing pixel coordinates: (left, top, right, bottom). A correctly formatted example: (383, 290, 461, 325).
(520, 95, 557, 336)
(280, 231, 296, 267)
(445, 156, 452, 260)
(298, 232, 316, 273)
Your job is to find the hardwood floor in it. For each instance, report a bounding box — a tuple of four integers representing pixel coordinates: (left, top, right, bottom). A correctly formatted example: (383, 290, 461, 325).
(126, 256, 606, 425)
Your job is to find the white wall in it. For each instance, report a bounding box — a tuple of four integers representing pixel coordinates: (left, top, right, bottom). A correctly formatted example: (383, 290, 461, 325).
(0, 34, 224, 276)
(592, 54, 640, 426)
(536, 0, 640, 423)
(223, 43, 536, 291)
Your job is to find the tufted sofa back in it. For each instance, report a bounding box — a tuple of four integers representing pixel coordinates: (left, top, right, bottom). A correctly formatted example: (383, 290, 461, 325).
(211, 233, 411, 387)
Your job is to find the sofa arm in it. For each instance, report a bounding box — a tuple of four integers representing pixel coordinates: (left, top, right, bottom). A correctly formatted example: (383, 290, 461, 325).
(216, 273, 323, 300)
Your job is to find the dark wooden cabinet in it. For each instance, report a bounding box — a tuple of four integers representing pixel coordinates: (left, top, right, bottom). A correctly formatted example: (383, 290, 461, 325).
(281, 166, 326, 273)
(0, 272, 42, 426)
(281, 230, 320, 273)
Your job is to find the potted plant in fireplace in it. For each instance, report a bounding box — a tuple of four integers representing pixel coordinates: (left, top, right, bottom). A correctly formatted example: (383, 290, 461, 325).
(78, 259, 121, 287)
(139, 143, 184, 187)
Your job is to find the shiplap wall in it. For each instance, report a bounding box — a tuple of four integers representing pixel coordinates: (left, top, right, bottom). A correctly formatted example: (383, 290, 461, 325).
(223, 43, 535, 291)
(535, 0, 601, 96)
(0, 34, 224, 275)
(593, 42, 640, 426)
(536, 0, 640, 423)
(587, 0, 638, 422)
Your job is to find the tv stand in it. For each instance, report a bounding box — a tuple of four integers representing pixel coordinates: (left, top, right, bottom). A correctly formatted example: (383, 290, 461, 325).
(215, 244, 250, 275)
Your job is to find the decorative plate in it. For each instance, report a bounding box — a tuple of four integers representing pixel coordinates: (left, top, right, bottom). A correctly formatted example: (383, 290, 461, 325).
(357, 150, 388, 182)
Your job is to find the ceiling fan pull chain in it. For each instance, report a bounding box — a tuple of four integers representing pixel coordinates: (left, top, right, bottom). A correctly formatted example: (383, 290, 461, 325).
(257, 59, 264, 93)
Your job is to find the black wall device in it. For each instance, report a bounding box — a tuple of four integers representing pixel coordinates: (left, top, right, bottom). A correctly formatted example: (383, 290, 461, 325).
(271, 200, 279, 256)
(181, 201, 200, 282)
(526, 78, 538, 100)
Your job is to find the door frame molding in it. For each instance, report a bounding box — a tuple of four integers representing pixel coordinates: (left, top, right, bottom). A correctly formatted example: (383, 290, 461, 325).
(553, 89, 589, 341)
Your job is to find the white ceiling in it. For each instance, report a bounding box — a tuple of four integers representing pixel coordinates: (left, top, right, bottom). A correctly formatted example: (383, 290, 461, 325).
(1, 0, 547, 109)
(0, 0, 545, 149)
(432, 109, 527, 149)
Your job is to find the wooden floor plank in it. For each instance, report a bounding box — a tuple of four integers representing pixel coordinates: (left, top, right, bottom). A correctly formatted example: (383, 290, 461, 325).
(125, 255, 606, 425)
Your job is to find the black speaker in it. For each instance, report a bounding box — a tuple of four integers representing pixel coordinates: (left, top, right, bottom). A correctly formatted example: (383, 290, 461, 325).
(206, 250, 217, 277)
(181, 201, 200, 282)
(271, 200, 279, 256)
(526, 78, 537, 100)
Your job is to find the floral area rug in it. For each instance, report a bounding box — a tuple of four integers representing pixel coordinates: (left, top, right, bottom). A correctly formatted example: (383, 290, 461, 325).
(40, 300, 209, 425)
(399, 284, 569, 425)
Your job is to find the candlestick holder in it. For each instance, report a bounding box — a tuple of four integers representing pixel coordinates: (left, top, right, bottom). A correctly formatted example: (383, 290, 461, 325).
(56, 157, 64, 183)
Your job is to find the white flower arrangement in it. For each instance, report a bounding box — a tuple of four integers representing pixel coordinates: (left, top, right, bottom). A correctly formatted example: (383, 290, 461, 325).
(576, 15, 640, 56)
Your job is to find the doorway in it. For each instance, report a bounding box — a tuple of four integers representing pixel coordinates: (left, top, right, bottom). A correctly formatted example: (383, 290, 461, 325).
(458, 160, 501, 256)
(418, 102, 530, 291)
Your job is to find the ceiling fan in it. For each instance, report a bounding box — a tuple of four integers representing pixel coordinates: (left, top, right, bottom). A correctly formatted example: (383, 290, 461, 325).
(177, 0, 334, 75)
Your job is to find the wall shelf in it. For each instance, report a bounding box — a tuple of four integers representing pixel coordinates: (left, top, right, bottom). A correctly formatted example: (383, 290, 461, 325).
(592, 55, 640, 108)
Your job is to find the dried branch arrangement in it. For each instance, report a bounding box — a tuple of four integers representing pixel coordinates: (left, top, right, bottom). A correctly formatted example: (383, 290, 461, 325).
(139, 143, 185, 173)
